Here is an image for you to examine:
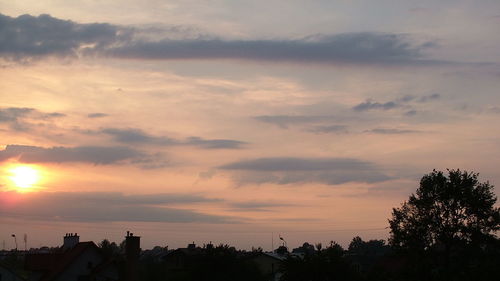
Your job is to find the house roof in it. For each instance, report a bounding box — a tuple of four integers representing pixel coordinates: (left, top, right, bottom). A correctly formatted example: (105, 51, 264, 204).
(25, 241, 106, 281)
(0, 261, 26, 280)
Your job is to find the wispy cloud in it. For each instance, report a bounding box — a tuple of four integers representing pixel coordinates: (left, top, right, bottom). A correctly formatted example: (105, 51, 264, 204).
(87, 113, 108, 118)
(0, 144, 166, 168)
(353, 93, 441, 112)
(352, 100, 399, 112)
(365, 128, 420, 134)
(308, 125, 349, 134)
(1, 13, 439, 66)
(108, 33, 434, 65)
(0, 107, 65, 131)
(0, 13, 128, 61)
(98, 127, 246, 149)
(229, 201, 295, 212)
(219, 157, 392, 185)
(0, 191, 234, 223)
(254, 115, 335, 128)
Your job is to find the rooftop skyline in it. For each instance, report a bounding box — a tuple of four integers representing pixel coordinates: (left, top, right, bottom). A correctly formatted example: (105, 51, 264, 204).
(1, 0, 499, 250)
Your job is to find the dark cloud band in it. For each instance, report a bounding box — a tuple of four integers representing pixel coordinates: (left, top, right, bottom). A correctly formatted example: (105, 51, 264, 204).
(1, 13, 436, 65)
(219, 157, 392, 185)
(0, 191, 233, 223)
(0, 144, 164, 167)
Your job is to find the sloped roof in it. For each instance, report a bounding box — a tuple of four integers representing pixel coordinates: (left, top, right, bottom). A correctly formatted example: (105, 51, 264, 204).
(25, 241, 109, 281)
(0, 261, 26, 280)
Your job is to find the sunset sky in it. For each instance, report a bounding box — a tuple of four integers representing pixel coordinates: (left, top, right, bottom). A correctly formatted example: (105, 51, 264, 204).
(1, 0, 500, 250)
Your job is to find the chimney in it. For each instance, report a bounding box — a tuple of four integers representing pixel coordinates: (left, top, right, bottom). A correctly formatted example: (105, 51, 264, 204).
(125, 231, 140, 281)
(62, 233, 79, 250)
(187, 242, 196, 249)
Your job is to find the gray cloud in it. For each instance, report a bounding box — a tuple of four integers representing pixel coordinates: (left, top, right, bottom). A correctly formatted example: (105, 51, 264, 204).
(0, 107, 34, 122)
(108, 32, 433, 65)
(0, 13, 128, 61)
(254, 115, 334, 128)
(185, 137, 245, 149)
(365, 128, 420, 134)
(229, 201, 294, 212)
(353, 93, 441, 112)
(0, 107, 65, 131)
(0, 144, 165, 167)
(308, 125, 348, 134)
(1, 13, 438, 65)
(101, 128, 176, 145)
(87, 113, 108, 118)
(0, 191, 234, 223)
(352, 100, 399, 111)
(99, 127, 246, 149)
(405, 110, 418, 116)
(219, 157, 391, 185)
(487, 106, 500, 114)
(417, 93, 440, 102)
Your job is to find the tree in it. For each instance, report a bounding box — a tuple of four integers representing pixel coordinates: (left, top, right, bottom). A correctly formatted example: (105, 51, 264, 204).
(98, 239, 120, 258)
(280, 241, 361, 281)
(388, 169, 500, 280)
(389, 169, 499, 250)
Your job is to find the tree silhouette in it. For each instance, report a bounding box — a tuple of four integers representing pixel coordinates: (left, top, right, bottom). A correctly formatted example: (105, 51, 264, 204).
(389, 169, 500, 280)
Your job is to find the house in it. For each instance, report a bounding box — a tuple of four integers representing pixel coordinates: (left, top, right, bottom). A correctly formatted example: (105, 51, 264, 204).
(0, 262, 25, 281)
(24, 233, 120, 281)
(247, 252, 285, 281)
(161, 242, 202, 270)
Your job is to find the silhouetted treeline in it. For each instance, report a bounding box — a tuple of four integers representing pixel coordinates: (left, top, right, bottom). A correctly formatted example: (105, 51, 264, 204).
(4, 234, 499, 281)
(138, 243, 267, 281)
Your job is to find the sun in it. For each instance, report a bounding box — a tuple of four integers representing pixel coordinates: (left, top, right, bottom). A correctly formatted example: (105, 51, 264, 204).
(8, 165, 40, 191)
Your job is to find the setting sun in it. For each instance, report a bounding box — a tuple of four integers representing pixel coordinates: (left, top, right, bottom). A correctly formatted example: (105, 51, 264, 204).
(9, 166, 40, 190)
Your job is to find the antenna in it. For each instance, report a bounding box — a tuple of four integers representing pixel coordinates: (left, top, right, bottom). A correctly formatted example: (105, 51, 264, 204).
(24, 234, 28, 251)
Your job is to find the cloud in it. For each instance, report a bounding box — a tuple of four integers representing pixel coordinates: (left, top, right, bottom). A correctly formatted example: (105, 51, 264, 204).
(0, 13, 127, 61)
(353, 93, 441, 112)
(0, 107, 34, 122)
(308, 125, 348, 134)
(1, 13, 439, 65)
(352, 100, 399, 111)
(219, 157, 392, 185)
(486, 106, 500, 114)
(0, 144, 165, 167)
(365, 128, 420, 134)
(108, 32, 433, 65)
(404, 110, 417, 116)
(87, 113, 108, 118)
(0, 107, 65, 131)
(185, 137, 245, 149)
(417, 93, 440, 103)
(100, 128, 175, 145)
(99, 127, 246, 149)
(0, 191, 234, 223)
(254, 115, 334, 128)
(229, 201, 294, 212)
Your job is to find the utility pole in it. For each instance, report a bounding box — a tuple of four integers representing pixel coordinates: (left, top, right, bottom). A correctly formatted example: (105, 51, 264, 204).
(271, 232, 274, 252)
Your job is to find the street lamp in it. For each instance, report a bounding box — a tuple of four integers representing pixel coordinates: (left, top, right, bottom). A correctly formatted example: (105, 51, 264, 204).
(11, 234, 17, 251)
(279, 235, 287, 248)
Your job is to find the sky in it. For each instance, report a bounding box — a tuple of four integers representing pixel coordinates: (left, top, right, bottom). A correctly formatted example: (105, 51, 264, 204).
(1, 0, 500, 251)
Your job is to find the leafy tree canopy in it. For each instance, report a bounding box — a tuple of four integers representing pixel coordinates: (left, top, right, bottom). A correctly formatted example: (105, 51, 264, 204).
(389, 169, 500, 251)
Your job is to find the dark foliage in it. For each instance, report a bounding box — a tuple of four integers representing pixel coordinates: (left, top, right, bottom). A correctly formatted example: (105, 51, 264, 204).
(148, 244, 266, 281)
(280, 241, 361, 281)
(388, 169, 500, 280)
